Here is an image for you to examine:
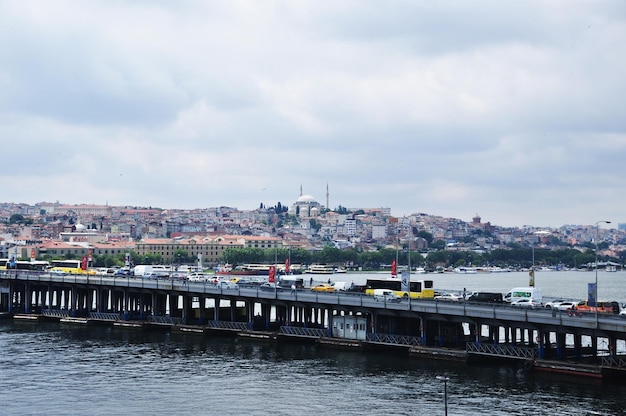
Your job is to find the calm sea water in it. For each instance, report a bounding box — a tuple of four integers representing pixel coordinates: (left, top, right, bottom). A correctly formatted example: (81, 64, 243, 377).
(1, 271, 626, 415)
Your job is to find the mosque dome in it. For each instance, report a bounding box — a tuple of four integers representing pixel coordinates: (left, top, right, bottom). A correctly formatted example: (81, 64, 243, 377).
(297, 194, 317, 204)
(75, 223, 86, 232)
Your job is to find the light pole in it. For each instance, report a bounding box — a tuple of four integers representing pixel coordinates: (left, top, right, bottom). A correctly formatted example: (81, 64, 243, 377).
(436, 375, 449, 415)
(594, 220, 611, 328)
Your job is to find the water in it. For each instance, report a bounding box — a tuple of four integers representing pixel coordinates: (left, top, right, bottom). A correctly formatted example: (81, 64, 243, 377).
(2, 271, 626, 415)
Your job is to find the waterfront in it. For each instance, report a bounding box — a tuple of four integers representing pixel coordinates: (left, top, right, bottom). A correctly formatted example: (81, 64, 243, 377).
(2, 270, 626, 415)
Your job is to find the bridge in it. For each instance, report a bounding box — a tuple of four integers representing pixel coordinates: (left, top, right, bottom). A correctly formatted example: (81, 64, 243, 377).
(3, 271, 626, 378)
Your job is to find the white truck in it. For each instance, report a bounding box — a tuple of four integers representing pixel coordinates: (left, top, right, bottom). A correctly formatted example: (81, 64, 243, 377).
(373, 289, 402, 303)
(504, 287, 543, 304)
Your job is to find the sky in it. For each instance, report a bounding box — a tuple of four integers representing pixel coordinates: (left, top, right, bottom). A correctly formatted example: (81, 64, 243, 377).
(1, 1, 625, 229)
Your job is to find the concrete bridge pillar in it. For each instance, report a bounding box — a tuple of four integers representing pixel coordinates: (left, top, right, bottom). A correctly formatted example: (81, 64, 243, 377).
(24, 282, 31, 314)
(574, 334, 582, 359)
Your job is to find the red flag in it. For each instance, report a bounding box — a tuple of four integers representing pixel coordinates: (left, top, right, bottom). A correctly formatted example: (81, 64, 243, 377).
(268, 265, 276, 283)
(81, 256, 88, 270)
(285, 258, 290, 274)
(391, 260, 397, 277)
(31, 248, 36, 260)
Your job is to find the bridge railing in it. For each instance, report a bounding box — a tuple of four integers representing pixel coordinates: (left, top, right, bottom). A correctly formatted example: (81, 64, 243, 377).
(467, 342, 537, 359)
(88, 312, 123, 321)
(148, 315, 183, 325)
(42, 309, 70, 318)
(280, 326, 329, 338)
(206, 321, 249, 331)
(367, 333, 423, 346)
(601, 355, 626, 368)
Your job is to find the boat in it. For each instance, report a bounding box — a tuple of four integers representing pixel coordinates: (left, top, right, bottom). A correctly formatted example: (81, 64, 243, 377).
(453, 267, 478, 274)
(306, 264, 336, 274)
(215, 264, 258, 276)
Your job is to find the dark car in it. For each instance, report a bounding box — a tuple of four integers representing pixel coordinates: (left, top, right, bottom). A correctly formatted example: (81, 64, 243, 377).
(468, 292, 504, 303)
(259, 282, 284, 292)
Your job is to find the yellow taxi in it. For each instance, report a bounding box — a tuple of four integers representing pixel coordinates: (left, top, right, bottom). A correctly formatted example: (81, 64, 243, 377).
(311, 283, 335, 292)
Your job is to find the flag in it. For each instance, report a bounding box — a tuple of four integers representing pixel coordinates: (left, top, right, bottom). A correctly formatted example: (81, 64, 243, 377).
(31, 248, 36, 260)
(401, 270, 410, 292)
(528, 268, 534, 287)
(588, 282, 597, 307)
(285, 258, 290, 274)
(268, 265, 276, 283)
(391, 260, 397, 277)
(81, 256, 88, 270)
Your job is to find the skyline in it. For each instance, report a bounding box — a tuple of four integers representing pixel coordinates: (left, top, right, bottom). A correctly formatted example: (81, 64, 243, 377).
(2, 2, 625, 229)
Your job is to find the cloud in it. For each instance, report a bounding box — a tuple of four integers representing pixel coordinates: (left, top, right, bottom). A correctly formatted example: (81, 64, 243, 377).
(1, 1, 625, 228)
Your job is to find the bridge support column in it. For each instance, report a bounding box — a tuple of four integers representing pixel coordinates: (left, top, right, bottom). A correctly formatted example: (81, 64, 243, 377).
(71, 288, 78, 317)
(592, 336, 598, 358)
(556, 332, 567, 359)
(24, 283, 31, 314)
(198, 296, 206, 325)
(489, 325, 498, 345)
(327, 311, 333, 337)
(574, 334, 582, 359)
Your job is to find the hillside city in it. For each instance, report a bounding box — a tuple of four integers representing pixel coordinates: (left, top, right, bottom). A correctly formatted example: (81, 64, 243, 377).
(1, 193, 625, 270)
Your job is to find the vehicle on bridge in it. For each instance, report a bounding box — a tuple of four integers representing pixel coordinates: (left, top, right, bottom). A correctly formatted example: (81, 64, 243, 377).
(573, 300, 620, 314)
(511, 298, 542, 309)
(1, 259, 50, 272)
(373, 289, 401, 303)
(49, 259, 96, 275)
(467, 292, 504, 303)
(311, 283, 335, 292)
(504, 287, 543, 304)
(365, 277, 434, 299)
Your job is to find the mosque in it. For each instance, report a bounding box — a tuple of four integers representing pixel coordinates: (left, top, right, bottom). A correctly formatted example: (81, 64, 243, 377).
(291, 185, 328, 218)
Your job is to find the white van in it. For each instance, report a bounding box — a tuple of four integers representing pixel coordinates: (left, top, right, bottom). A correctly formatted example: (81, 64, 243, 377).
(504, 287, 543, 304)
(333, 281, 352, 291)
(373, 289, 402, 303)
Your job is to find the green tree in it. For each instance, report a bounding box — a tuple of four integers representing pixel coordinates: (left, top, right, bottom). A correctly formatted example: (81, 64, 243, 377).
(9, 214, 25, 224)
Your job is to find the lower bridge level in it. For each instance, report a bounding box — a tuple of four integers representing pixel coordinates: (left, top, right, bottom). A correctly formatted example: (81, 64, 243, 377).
(9, 308, 626, 381)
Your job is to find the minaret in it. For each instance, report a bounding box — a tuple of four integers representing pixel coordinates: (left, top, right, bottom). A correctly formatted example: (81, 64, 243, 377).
(300, 184, 303, 197)
(326, 183, 329, 209)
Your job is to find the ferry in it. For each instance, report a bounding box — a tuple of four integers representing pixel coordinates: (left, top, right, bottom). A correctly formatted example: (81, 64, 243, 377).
(306, 264, 336, 274)
(215, 264, 257, 276)
(453, 267, 478, 274)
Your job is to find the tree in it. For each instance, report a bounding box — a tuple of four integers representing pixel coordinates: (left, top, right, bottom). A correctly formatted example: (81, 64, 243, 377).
(9, 214, 24, 224)
(417, 231, 434, 245)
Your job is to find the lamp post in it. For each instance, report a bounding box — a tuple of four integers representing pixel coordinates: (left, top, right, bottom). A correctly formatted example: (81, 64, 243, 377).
(436, 375, 450, 415)
(594, 220, 611, 328)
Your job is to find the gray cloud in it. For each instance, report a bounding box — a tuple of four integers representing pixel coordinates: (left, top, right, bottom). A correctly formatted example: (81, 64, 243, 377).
(1, 1, 625, 227)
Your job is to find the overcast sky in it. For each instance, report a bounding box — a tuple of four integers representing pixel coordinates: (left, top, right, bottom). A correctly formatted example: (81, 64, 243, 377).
(1, 1, 624, 228)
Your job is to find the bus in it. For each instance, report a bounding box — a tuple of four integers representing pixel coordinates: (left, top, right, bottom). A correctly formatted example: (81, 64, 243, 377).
(0, 259, 50, 272)
(365, 277, 435, 299)
(49, 259, 96, 275)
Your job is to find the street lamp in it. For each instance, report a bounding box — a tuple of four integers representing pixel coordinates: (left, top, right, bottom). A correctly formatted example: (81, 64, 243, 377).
(436, 376, 450, 416)
(594, 220, 611, 328)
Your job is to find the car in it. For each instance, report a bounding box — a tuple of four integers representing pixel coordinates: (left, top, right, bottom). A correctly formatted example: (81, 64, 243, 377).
(259, 282, 284, 291)
(214, 281, 238, 290)
(554, 301, 578, 311)
(511, 298, 542, 309)
(311, 283, 335, 292)
(373, 289, 402, 303)
(544, 299, 567, 309)
(434, 293, 462, 301)
(619, 309, 626, 318)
